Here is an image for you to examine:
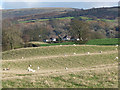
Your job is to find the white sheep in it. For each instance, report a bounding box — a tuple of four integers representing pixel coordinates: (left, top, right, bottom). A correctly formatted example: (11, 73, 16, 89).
(65, 67, 68, 70)
(64, 54, 67, 56)
(74, 53, 76, 55)
(73, 44, 76, 46)
(114, 57, 118, 60)
(60, 45, 62, 46)
(116, 45, 118, 47)
(87, 52, 90, 54)
(28, 67, 35, 72)
(21, 57, 24, 59)
(37, 66, 40, 70)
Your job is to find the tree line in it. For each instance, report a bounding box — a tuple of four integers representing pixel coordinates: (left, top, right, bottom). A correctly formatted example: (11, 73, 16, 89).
(2, 18, 118, 51)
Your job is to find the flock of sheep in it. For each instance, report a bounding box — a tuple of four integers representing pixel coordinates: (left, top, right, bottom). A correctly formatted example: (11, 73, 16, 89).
(27, 65, 39, 72)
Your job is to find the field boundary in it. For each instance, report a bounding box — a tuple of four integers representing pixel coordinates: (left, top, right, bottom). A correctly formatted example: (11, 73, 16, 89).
(2, 45, 116, 53)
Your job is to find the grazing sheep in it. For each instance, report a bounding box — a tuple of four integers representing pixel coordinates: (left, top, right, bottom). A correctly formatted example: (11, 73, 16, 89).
(3, 68, 10, 71)
(29, 65, 32, 67)
(87, 52, 90, 54)
(6, 68, 10, 70)
(64, 54, 67, 56)
(28, 67, 35, 72)
(116, 45, 118, 47)
(21, 57, 24, 59)
(37, 66, 40, 70)
(74, 53, 76, 55)
(65, 67, 68, 70)
(114, 57, 118, 60)
(3, 68, 7, 71)
(60, 45, 62, 46)
(99, 51, 102, 53)
(73, 44, 76, 46)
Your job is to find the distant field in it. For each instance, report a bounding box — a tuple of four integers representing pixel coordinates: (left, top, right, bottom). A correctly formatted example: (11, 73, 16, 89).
(18, 16, 116, 23)
(86, 38, 118, 45)
(26, 38, 118, 48)
(2, 45, 118, 88)
(28, 41, 48, 44)
(39, 42, 76, 47)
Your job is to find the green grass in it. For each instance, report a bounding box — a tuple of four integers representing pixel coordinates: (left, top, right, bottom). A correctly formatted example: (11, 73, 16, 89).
(56, 17, 74, 20)
(86, 38, 118, 45)
(101, 19, 116, 22)
(80, 16, 92, 20)
(18, 16, 116, 24)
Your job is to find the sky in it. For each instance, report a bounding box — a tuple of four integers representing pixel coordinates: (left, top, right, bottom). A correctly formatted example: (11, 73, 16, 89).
(0, 0, 119, 9)
(3, 0, 120, 2)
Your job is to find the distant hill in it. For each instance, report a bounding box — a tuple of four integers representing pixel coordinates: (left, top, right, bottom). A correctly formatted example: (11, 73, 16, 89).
(2, 6, 119, 20)
(56, 6, 119, 20)
(2, 7, 75, 19)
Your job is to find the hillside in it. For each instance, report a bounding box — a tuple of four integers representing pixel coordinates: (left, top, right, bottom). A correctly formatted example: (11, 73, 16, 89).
(2, 45, 118, 88)
(3, 6, 119, 20)
(56, 6, 119, 20)
(2, 8, 75, 19)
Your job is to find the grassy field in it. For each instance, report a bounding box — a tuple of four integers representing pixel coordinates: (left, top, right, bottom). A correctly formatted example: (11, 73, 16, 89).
(2, 45, 116, 60)
(2, 45, 118, 88)
(28, 41, 48, 44)
(86, 38, 118, 45)
(18, 16, 116, 23)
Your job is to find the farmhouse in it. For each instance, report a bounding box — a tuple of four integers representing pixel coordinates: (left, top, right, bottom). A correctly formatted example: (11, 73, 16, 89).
(63, 35, 71, 41)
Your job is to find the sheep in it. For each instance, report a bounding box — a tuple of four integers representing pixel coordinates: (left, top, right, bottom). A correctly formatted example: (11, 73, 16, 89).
(3, 68, 7, 71)
(74, 53, 76, 55)
(73, 44, 76, 46)
(3, 68, 10, 71)
(65, 67, 68, 70)
(100, 51, 102, 53)
(21, 57, 24, 59)
(60, 45, 62, 46)
(87, 52, 90, 54)
(114, 57, 118, 60)
(27, 67, 35, 72)
(64, 54, 67, 56)
(37, 66, 40, 70)
(116, 45, 118, 47)
(29, 65, 32, 67)
(6, 68, 10, 70)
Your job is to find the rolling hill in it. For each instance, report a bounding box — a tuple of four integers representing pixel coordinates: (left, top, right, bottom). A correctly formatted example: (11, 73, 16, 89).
(2, 45, 118, 88)
(2, 8, 75, 19)
(2, 6, 119, 20)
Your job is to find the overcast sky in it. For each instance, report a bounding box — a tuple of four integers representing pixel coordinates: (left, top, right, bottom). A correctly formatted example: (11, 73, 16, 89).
(3, 0, 120, 2)
(1, 0, 119, 9)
